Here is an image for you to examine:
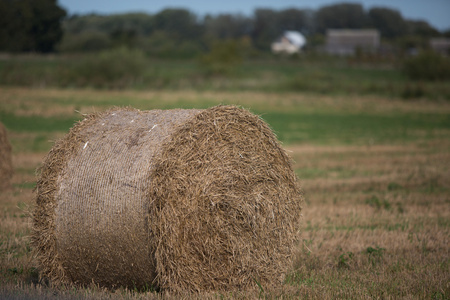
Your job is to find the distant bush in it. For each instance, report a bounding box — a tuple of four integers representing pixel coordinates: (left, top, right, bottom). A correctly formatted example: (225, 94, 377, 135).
(402, 51, 450, 81)
(199, 40, 243, 75)
(58, 32, 113, 53)
(139, 31, 203, 59)
(401, 83, 426, 99)
(0, 58, 60, 87)
(59, 47, 147, 88)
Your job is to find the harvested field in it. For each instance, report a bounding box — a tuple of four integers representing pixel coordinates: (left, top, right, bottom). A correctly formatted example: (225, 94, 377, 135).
(0, 87, 449, 299)
(0, 122, 13, 191)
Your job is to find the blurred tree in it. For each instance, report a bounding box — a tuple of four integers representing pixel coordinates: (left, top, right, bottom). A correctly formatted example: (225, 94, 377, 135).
(99, 13, 154, 36)
(444, 30, 450, 38)
(277, 8, 310, 33)
(397, 35, 429, 53)
(142, 30, 202, 59)
(315, 3, 367, 33)
(63, 13, 154, 36)
(368, 7, 407, 38)
(110, 28, 138, 48)
(19, 4, 444, 57)
(395, 20, 441, 52)
(153, 8, 202, 40)
(58, 32, 112, 52)
(203, 13, 252, 40)
(406, 20, 440, 37)
(0, 0, 66, 52)
(63, 14, 91, 34)
(251, 9, 279, 50)
(0, 0, 30, 51)
(402, 51, 450, 81)
(199, 39, 243, 75)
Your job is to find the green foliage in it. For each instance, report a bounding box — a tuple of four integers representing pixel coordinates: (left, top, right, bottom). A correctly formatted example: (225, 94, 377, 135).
(406, 20, 440, 37)
(396, 203, 405, 214)
(1, 54, 449, 99)
(365, 196, 391, 210)
(396, 35, 430, 53)
(253, 277, 265, 298)
(153, 9, 202, 40)
(57, 32, 113, 52)
(59, 47, 148, 88)
(7, 266, 24, 275)
(402, 51, 450, 81)
(366, 246, 385, 266)
(252, 9, 282, 50)
(337, 252, 354, 269)
(63, 13, 155, 36)
(0, 0, 66, 52)
(368, 7, 408, 39)
(0, 58, 59, 87)
(203, 14, 253, 40)
(199, 40, 243, 75)
(141, 31, 203, 59)
(316, 3, 367, 34)
(13, 182, 36, 190)
(401, 83, 426, 99)
(387, 182, 402, 191)
(1, 2, 445, 56)
(60, 12, 204, 59)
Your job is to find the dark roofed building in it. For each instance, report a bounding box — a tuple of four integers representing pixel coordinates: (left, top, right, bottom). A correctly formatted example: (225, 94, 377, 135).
(430, 38, 450, 56)
(325, 29, 380, 55)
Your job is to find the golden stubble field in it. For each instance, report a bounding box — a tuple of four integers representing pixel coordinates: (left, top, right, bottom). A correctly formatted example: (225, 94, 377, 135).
(0, 87, 449, 299)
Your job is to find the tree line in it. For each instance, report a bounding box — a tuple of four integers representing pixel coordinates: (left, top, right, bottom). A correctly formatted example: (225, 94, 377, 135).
(0, 0, 447, 56)
(0, 0, 66, 52)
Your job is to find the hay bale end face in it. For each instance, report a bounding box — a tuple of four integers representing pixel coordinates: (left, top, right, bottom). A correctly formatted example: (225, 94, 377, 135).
(0, 122, 13, 191)
(32, 105, 303, 292)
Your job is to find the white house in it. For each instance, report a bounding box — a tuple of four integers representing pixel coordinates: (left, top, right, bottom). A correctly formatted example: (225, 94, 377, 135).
(271, 31, 306, 54)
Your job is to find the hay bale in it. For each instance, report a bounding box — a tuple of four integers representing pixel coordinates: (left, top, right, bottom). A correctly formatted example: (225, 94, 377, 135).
(32, 105, 302, 292)
(0, 122, 13, 191)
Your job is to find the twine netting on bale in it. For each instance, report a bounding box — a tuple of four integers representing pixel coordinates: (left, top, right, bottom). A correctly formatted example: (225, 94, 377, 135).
(0, 122, 13, 191)
(32, 105, 303, 292)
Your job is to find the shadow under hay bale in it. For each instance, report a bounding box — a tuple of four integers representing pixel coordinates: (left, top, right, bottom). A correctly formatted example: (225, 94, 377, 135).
(0, 122, 13, 191)
(32, 105, 303, 292)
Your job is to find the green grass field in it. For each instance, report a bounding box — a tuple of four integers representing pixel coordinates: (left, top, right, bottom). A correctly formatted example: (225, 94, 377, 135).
(0, 75, 449, 298)
(1, 54, 450, 100)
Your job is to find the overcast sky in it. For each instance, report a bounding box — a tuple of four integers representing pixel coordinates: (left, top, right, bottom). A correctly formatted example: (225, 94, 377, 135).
(57, 0, 450, 31)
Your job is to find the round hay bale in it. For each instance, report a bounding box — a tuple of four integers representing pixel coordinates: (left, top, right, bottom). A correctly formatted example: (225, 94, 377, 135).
(32, 105, 302, 292)
(0, 122, 13, 191)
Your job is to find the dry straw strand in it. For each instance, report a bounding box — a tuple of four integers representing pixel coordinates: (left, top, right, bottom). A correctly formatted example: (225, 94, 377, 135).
(32, 105, 303, 293)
